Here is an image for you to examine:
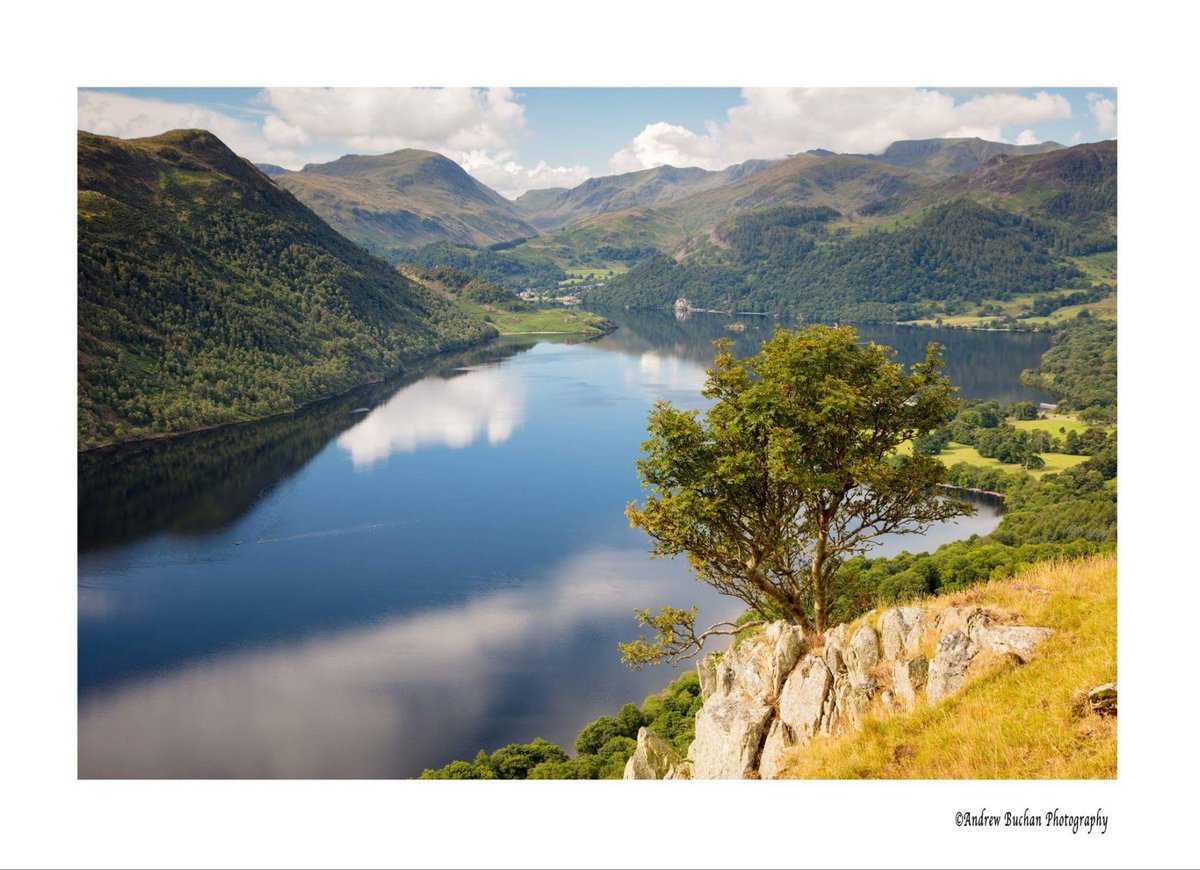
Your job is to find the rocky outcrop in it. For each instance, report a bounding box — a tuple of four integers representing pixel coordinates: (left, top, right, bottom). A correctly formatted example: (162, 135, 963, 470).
(845, 624, 881, 682)
(624, 727, 690, 779)
(892, 656, 929, 710)
(688, 622, 804, 779)
(651, 603, 1054, 779)
(878, 606, 927, 660)
(926, 629, 977, 704)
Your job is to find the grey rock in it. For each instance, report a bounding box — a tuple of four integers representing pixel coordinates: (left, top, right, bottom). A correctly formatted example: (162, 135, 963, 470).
(845, 624, 881, 681)
(824, 623, 850, 653)
(623, 727, 686, 780)
(758, 718, 790, 780)
(1088, 682, 1117, 716)
(878, 606, 927, 660)
(825, 644, 847, 675)
(892, 655, 929, 710)
(687, 620, 804, 778)
(926, 629, 978, 704)
(777, 655, 835, 742)
(689, 693, 772, 779)
(981, 624, 1053, 663)
(728, 621, 806, 702)
(697, 653, 721, 702)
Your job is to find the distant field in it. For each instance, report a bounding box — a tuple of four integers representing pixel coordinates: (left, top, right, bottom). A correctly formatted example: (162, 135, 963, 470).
(1010, 416, 1114, 437)
(938, 442, 1088, 479)
(472, 304, 611, 337)
(559, 265, 629, 286)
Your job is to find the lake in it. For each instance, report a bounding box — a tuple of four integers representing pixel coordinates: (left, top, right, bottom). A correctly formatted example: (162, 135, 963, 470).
(77, 312, 1050, 778)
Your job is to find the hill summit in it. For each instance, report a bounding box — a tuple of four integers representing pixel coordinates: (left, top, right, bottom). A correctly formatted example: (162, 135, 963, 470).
(78, 129, 494, 449)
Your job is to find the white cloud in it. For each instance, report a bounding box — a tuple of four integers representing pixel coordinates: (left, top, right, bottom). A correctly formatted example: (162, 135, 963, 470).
(336, 364, 526, 467)
(609, 88, 1074, 172)
(1015, 128, 1039, 146)
(610, 121, 726, 174)
(79, 88, 592, 198)
(1071, 130, 1083, 145)
(259, 87, 526, 154)
(457, 152, 592, 199)
(1088, 94, 1117, 135)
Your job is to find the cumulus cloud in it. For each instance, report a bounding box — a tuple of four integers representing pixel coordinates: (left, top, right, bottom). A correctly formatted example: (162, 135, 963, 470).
(258, 87, 589, 196)
(259, 87, 526, 154)
(1088, 93, 1117, 135)
(78, 90, 298, 167)
(457, 152, 592, 199)
(609, 88, 1073, 172)
(78, 88, 592, 198)
(1015, 128, 1039, 146)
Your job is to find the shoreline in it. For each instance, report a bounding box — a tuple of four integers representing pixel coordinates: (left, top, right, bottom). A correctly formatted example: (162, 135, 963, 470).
(79, 318, 619, 455)
(937, 482, 1007, 499)
(78, 334, 491, 455)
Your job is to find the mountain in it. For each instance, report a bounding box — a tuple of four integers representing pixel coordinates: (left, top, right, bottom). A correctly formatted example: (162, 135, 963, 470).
(898, 140, 1117, 254)
(579, 140, 1117, 323)
(513, 160, 775, 231)
(513, 152, 933, 262)
(273, 149, 537, 255)
(78, 129, 495, 450)
(866, 137, 1064, 178)
(255, 162, 288, 176)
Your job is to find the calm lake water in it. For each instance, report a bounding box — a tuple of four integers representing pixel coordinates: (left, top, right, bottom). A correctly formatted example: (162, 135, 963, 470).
(77, 312, 1049, 778)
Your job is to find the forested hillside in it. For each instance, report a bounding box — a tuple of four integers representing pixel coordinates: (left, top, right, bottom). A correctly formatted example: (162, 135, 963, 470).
(590, 200, 1089, 322)
(78, 129, 495, 449)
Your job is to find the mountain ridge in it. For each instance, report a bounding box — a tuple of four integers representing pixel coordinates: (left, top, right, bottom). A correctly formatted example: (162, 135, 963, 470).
(78, 129, 495, 449)
(274, 148, 538, 256)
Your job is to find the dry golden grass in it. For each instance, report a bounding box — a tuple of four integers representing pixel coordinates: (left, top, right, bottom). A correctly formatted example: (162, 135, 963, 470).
(779, 554, 1117, 779)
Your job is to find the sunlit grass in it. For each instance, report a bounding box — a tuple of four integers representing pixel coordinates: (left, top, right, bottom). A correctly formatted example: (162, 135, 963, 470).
(778, 553, 1116, 779)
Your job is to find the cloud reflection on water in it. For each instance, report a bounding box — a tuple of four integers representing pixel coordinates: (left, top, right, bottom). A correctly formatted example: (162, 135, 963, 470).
(78, 546, 735, 778)
(336, 365, 526, 467)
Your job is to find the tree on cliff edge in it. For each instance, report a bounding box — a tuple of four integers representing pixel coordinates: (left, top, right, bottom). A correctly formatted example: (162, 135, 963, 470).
(621, 325, 972, 668)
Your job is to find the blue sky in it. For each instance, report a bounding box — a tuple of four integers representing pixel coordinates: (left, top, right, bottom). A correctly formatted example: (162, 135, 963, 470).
(78, 87, 1116, 198)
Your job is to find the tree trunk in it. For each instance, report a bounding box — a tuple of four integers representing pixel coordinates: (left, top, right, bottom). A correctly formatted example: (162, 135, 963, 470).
(812, 531, 828, 634)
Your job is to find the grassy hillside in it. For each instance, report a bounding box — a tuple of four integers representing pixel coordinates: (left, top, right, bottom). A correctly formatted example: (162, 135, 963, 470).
(78, 129, 495, 450)
(866, 136, 1063, 178)
(513, 160, 774, 231)
(510, 152, 933, 270)
(898, 140, 1117, 255)
(779, 553, 1116, 778)
(274, 149, 537, 255)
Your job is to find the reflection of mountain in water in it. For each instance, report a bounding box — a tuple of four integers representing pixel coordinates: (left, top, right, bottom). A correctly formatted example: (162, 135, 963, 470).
(592, 309, 1052, 405)
(78, 342, 530, 553)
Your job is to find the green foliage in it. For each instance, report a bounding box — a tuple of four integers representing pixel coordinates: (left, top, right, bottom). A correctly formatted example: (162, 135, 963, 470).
(1020, 317, 1117, 414)
(826, 459, 1116, 626)
(590, 200, 1087, 322)
(420, 671, 702, 780)
(401, 242, 567, 291)
(77, 130, 495, 450)
(624, 325, 970, 660)
(405, 264, 532, 311)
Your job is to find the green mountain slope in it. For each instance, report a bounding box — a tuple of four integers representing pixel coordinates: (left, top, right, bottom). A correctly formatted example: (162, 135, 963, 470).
(513, 160, 774, 231)
(78, 129, 495, 450)
(865, 136, 1064, 178)
(273, 149, 537, 255)
(569, 140, 1114, 322)
(511, 152, 933, 266)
